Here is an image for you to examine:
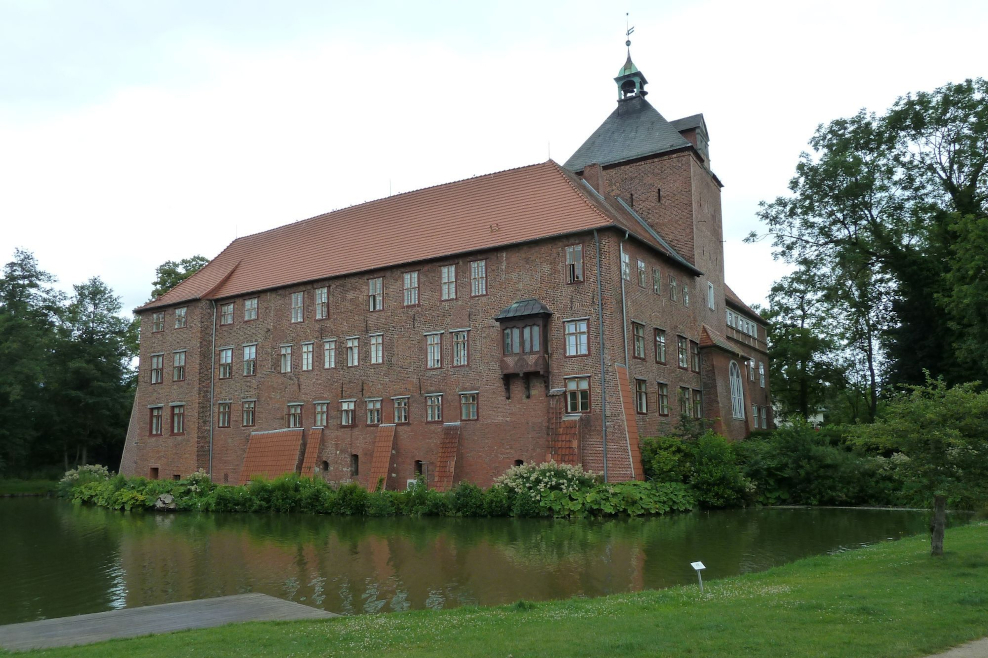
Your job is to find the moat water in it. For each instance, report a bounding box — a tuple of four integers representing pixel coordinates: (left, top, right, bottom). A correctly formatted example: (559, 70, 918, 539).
(0, 498, 951, 624)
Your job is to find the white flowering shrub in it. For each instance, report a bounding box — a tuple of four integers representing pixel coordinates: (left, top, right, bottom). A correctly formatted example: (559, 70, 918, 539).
(57, 464, 112, 496)
(184, 468, 213, 494)
(494, 462, 599, 515)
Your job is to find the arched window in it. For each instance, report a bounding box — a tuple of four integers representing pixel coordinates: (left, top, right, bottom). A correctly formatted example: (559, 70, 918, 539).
(729, 361, 745, 420)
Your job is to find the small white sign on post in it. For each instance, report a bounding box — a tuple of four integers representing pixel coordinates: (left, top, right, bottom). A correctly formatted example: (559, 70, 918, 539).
(691, 561, 706, 593)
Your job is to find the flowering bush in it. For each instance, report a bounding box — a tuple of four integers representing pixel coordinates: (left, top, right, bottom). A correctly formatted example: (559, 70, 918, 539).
(57, 464, 111, 497)
(494, 462, 599, 516)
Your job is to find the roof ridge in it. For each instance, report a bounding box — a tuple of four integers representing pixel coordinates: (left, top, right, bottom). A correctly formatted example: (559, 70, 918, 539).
(545, 160, 617, 226)
(233, 160, 552, 244)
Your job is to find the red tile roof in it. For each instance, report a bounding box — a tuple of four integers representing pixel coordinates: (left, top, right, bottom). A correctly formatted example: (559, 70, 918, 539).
(724, 284, 764, 321)
(547, 417, 581, 466)
(614, 364, 644, 481)
(299, 428, 323, 478)
(141, 160, 692, 310)
(699, 324, 744, 357)
(432, 423, 461, 492)
(368, 424, 396, 491)
(239, 429, 304, 485)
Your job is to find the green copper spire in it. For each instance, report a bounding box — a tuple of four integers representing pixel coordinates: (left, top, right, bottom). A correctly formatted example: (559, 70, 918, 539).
(614, 23, 647, 101)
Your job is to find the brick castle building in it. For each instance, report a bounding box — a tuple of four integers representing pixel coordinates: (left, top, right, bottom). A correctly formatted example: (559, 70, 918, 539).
(120, 49, 772, 489)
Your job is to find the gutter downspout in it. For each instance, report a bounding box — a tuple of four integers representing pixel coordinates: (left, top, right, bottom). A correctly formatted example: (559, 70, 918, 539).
(594, 230, 608, 483)
(208, 300, 217, 480)
(619, 231, 630, 367)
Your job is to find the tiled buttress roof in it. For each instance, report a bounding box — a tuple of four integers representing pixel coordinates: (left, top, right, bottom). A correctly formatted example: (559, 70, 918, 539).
(432, 423, 461, 492)
(368, 424, 396, 491)
(140, 160, 691, 311)
(239, 429, 304, 485)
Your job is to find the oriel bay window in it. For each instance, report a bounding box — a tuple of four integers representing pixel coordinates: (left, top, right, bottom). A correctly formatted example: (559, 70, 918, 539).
(565, 377, 590, 413)
(503, 324, 541, 355)
(494, 299, 551, 398)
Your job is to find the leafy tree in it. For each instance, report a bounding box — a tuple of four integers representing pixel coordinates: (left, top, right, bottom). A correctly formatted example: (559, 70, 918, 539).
(46, 278, 135, 468)
(752, 78, 988, 405)
(0, 250, 64, 473)
(853, 376, 988, 555)
(149, 255, 209, 300)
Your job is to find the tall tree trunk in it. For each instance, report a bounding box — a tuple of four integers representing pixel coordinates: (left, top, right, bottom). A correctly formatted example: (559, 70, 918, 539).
(931, 494, 946, 556)
(865, 321, 878, 422)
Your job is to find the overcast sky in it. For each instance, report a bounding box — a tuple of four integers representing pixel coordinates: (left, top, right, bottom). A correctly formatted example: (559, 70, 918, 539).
(1, 0, 985, 314)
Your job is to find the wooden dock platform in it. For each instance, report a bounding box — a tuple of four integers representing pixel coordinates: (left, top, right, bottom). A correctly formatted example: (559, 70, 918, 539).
(0, 593, 337, 652)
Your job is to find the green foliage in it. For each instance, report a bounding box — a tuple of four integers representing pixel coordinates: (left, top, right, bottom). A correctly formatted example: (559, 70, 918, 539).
(541, 481, 694, 518)
(640, 436, 693, 483)
(690, 433, 750, 509)
(736, 423, 902, 506)
(495, 461, 599, 517)
(853, 375, 988, 509)
(149, 255, 209, 300)
(449, 481, 485, 516)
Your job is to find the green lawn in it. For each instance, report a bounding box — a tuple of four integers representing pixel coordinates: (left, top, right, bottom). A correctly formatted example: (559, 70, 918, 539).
(0, 479, 56, 496)
(10, 523, 988, 658)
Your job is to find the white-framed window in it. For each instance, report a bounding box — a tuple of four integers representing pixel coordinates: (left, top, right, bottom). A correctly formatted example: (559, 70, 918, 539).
(670, 276, 678, 302)
(693, 389, 703, 419)
(460, 393, 478, 421)
(366, 399, 382, 425)
(218, 401, 231, 428)
(440, 265, 456, 300)
(707, 282, 715, 310)
(635, 379, 648, 414)
(753, 404, 760, 428)
(759, 361, 765, 387)
(368, 277, 383, 311)
(748, 358, 756, 381)
(150, 354, 163, 384)
(280, 345, 292, 373)
(314, 402, 328, 427)
(287, 403, 303, 428)
(175, 307, 187, 329)
(652, 268, 661, 295)
(220, 303, 234, 325)
(242, 400, 255, 427)
(315, 287, 328, 319)
(346, 337, 359, 367)
(173, 351, 186, 381)
(149, 406, 163, 435)
(218, 348, 232, 379)
(564, 319, 589, 356)
(470, 260, 487, 296)
(729, 361, 746, 420)
(393, 397, 409, 424)
(678, 336, 688, 369)
(323, 339, 336, 368)
(637, 259, 647, 287)
(403, 272, 419, 306)
(691, 341, 701, 373)
(565, 244, 584, 283)
(340, 400, 355, 426)
(243, 344, 257, 376)
(683, 284, 690, 307)
(301, 342, 314, 371)
(426, 394, 442, 422)
(761, 406, 767, 429)
(369, 334, 383, 365)
(452, 330, 469, 366)
(244, 297, 258, 321)
(565, 377, 590, 413)
(291, 292, 304, 322)
(152, 312, 164, 332)
(621, 251, 630, 280)
(426, 333, 442, 369)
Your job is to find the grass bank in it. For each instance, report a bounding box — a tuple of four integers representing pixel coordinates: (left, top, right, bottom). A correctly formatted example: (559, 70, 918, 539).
(0, 479, 56, 496)
(12, 523, 988, 658)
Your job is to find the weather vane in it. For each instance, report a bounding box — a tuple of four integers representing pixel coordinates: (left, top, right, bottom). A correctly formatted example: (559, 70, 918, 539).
(625, 12, 634, 49)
